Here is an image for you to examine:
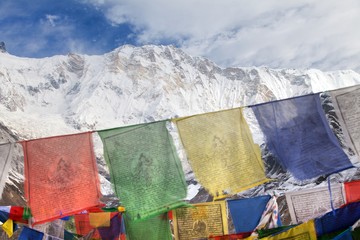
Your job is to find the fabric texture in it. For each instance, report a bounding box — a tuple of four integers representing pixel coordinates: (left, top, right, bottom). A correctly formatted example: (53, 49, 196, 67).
(228, 195, 271, 233)
(74, 213, 101, 239)
(344, 180, 360, 204)
(19, 226, 44, 240)
(21, 132, 102, 225)
(332, 228, 353, 240)
(174, 108, 268, 198)
(255, 196, 281, 230)
(315, 201, 360, 236)
(172, 202, 228, 240)
(1, 219, 13, 237)
(329, 85, 360, 158)
(98, 121, 187, 221)
(97, 213, 123, 240)
(0, 143, 14, 197)
(257, 225, 296, 238)
(209, 232, 252, 240)
(251, 94, 352, 180)
(89, 212, 111, 227)
(262, 220, 316, 240)
(124, 213, 172, 240)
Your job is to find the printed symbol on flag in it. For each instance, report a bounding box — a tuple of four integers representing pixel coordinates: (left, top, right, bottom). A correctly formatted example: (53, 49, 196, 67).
(192, 220, 208, 236)
(207, 135, 231, 168)
(47, 157, 74, 188)
(132, 153, 154, 187)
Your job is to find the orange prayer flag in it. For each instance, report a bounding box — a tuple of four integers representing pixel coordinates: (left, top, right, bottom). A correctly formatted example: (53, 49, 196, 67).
(344, 180, 360, 204)
(21, 132, 102, 225)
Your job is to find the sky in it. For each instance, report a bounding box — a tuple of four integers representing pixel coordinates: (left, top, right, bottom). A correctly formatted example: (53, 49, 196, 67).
(1, 0, 360, 72)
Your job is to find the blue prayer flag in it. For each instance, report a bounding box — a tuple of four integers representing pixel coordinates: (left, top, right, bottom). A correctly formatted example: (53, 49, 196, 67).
(19, 226, 44, 240)
(251, 94, 352, 180)
(227, 195, 271, 233)
(315, 201, 360, 236)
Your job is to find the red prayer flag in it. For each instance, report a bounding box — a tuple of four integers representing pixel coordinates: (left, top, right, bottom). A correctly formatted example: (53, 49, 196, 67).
(21, 132, 102, 225)
(344, 180, 360, 204)
(209, 232, 252, 240)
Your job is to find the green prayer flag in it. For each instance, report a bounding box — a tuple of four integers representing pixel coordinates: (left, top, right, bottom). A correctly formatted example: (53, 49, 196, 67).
(125, 213, 172, 240)
(98, 121, 187, 221)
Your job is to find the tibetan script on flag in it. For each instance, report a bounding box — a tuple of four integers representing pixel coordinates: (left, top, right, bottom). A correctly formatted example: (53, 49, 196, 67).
(330, 85, 360, 158)
(285, 184, 345, 224)
(0, 142, 14, 197)
(174, 108, 268, 198)
(98, 121, 187, 221)
(21, 132, 101, 225)
(172, 202, 228, 240)
(251, 94, 352, 180)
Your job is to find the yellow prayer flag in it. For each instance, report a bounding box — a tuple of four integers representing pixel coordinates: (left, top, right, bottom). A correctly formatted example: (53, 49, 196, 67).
(263, 220, 317, 240)
(1, 219, 13, 238)
(89, 212, 111, 228)
(174, 108, 269, 198)
(172, 201, 228, 240)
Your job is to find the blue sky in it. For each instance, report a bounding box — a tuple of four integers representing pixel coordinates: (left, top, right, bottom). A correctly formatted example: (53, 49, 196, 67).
(1, 0, 360, 72)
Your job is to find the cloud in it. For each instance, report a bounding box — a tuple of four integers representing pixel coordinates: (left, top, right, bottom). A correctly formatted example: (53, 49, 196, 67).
(44, 14, 60, 27)
(83, 0, 360, 71)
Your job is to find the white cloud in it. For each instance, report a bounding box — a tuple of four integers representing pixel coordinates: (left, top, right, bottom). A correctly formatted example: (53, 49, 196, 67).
(83, 0, 360, 71)
(45, 14, 60, 27)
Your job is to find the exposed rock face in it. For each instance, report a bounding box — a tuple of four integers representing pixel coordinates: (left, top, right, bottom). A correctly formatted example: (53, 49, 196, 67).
(0, 42, 6, 53)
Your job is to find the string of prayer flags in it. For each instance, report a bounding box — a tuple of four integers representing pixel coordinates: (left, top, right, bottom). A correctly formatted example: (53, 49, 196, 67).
(124, 213, 172, 240)
(172, 201, 228, 240)
(227, 195, 271, 233)
(19, 226, 44, 240)
(262, 220, 317, 240)
(174, 108, 269, 198)
(251, 94, 352, 180)
(98, 121, 187, 221)
(255, 195, 281, 230)
(344, 180, 360, 204)
(315, 201, 360, 237)
(285, 184, 345, 223)
(0, 142, 14, 197)
(20, 132, 102, 225)
(329, 85, 360, 158)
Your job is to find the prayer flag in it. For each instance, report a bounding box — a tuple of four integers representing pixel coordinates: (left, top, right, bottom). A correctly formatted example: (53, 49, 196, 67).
(19, 226, 44, 240)
(9, 206, 31, 223)
(98, 213, 123, 240)
(89, 212, 111, 227)
(125, 213, 172, 240)
(251, 94, 352, 180)
(74, 213, 101, 239)
(227, 195, 271, 233)
(262, 220, 316, 240)
(344, 180, 360, 204)
(315, 201, 360, 237)
(173, 201, 228, 240)
(21, 132, 102, 225)
(174, 108, 268, 198)
(209, 232, 252, 240)
(329, 85, 360, 158)
(255, 196, 281, 230)
(332, 228, 353, 240)
(285, 184, 345, 223)
(0, 143, 14, 197)
(1, 219, 13, 237)
(257, 226, 296, 238)
(98, 121, 187, 221)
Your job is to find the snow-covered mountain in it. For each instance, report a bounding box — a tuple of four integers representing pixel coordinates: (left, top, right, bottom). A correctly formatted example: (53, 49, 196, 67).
(1, 44, 360, 224)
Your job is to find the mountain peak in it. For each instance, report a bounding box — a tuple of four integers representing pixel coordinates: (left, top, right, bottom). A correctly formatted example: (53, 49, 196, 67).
(0, 42, 7, 53)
